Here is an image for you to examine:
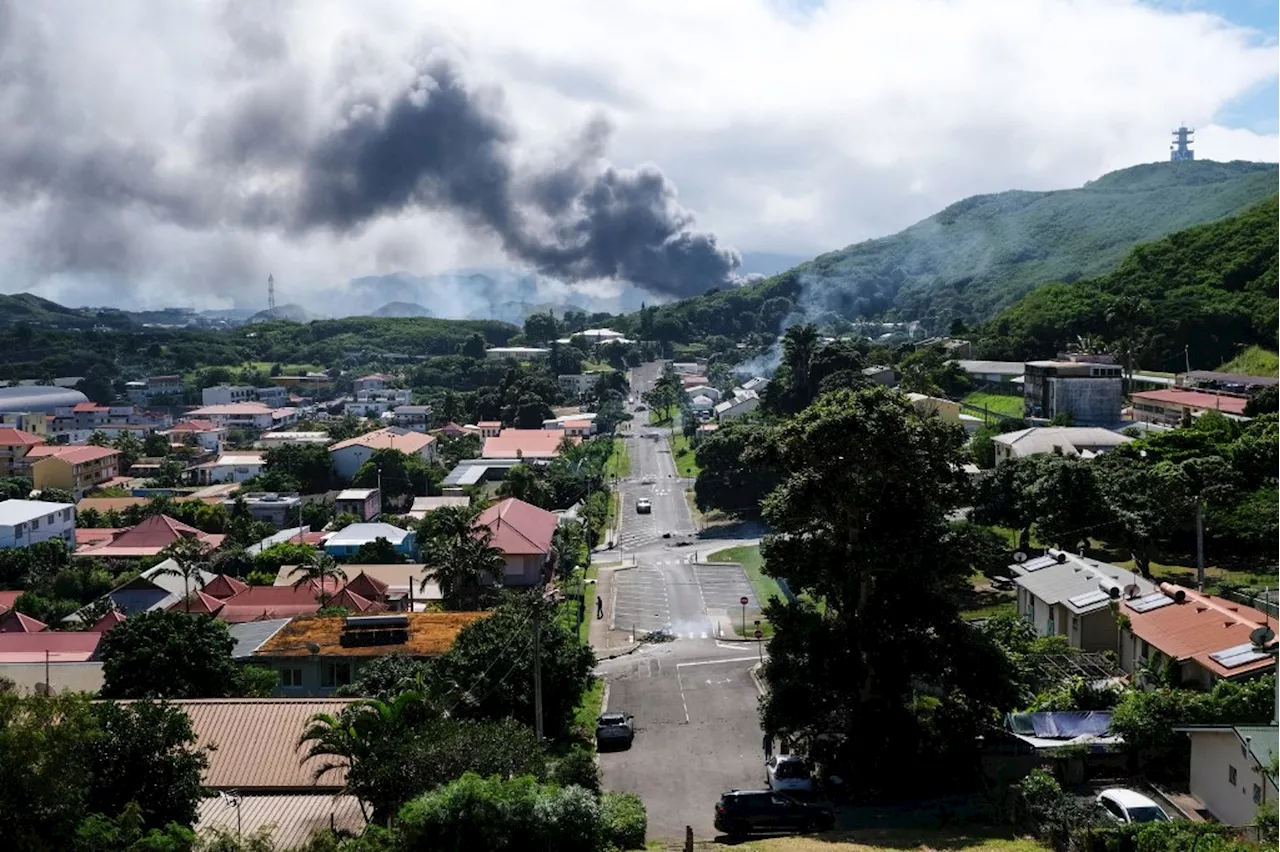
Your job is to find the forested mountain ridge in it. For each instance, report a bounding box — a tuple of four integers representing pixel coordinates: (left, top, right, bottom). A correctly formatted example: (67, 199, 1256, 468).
(794, 159, 1278, 322)
(974, 194, 1279, 371)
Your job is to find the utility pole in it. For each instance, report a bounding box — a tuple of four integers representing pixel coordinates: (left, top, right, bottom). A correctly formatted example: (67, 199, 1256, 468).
(533, 604, 545, 742)
(1195, 497, 1205, 592)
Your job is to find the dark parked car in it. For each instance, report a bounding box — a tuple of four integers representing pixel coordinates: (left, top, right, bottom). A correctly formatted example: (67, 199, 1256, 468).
(714, 789, 835, 838)
(595, 712, 634, 749)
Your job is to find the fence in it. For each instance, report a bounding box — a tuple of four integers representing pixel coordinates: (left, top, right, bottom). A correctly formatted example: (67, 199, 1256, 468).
(1219, 587, 1279, 618)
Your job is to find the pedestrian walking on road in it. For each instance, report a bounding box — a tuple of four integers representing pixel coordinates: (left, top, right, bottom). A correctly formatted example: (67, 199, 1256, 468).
(596, 595, 604, 620)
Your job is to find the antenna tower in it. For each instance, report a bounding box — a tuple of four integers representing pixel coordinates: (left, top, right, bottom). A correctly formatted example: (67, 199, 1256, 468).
(267, 274, 276, 316)
(1170, 125, 1195, 162)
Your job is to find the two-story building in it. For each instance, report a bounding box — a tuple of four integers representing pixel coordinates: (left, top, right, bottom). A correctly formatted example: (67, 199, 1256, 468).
(0, 427, 47, 478)
(1023, 358, 1123, 426)
(334, 488, 381, 522)
(557, 374, 600, 397)
(160, 419, 225, 453)
(124, 375, 183, 406)
(388, 405, 433, 431)
(1010, 550, 1157, 653)
(344, 388, 411, 417)
(476, 497, 559, 587)
(0, 499, 77, 549)
(225, 493, 301, 527)
(185, 403, 298, 432)
(29, 445, 122, 498)
(1129, 389, 1250, 427)
(192, 452, 266, 485)
(200, 385, 289, 407)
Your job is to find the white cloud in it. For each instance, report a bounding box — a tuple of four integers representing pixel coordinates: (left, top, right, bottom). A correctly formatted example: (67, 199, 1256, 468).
(0, 0, 1275, 310)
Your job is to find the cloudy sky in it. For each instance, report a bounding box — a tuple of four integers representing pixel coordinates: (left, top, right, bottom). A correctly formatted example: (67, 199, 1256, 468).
(0, 0, 1275, 311)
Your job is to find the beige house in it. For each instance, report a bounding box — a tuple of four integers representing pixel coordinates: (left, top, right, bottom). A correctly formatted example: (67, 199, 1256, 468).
(991, 426, 1132, 465)
(1174, 725, 1278, 826)
(475, 497, 559, 587)
(29, 445, 122, 497)
(905, 393, 962, 424)
(0, 427, 47, 477)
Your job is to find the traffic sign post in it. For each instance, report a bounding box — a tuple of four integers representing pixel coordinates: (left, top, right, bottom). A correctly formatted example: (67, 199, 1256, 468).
(740, 596, 749, 638)
(755, 629, 764, 662)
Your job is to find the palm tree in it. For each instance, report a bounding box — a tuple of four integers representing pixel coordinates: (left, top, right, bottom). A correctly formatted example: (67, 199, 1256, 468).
(157, 535, 210, 613)
(288, 551, 348, 606)
(421, 518, 506, 611)
(783, 324, 820, 399)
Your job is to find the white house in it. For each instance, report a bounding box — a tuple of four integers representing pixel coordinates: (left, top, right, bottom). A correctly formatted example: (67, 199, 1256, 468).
(739, 377, 769, 394)
(344, 388, 411, 417)
(684, 385, 722, 403)
(161, 419, 226, 453)
(1174, 725, 1278, 826)
(485, 347, 549, 361)
(201, 385, 288, 407)
(255, 431, 332, 449)
(714, 390, 760, 421)
(1009, 550, 1157, 653)
(992, 427, 1133, 466)
(353, 374, 391, 393)
(689, 395, 715, 413)
(0, 499, 76, 549)
(193, 452, 266, 484)
(185, 403, 299, 432)
(328, 428, 438, 482)
(557, 374, 600, 397)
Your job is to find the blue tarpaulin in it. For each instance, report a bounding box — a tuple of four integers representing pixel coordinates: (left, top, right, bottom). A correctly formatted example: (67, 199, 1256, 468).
(1007, 711, 1113, 739)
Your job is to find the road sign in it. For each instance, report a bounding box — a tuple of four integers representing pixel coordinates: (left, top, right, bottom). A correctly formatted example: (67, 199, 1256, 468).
(740, 596, 749, 606)
(754, 630, 763, 639)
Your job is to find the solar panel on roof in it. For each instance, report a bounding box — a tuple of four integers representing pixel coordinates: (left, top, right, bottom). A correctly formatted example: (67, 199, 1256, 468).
(1068, 590, 1110, 608)
(1022, 555, 1057, 572)
(1209, 643, 1270, 669)
(1128, 593, 1174, 613)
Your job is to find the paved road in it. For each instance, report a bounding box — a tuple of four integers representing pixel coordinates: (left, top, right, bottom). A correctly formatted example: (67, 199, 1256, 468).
(596, 362, 768, 841)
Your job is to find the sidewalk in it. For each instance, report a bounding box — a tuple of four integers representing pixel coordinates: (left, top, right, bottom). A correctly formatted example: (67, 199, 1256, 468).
(588, 558, 645, 660)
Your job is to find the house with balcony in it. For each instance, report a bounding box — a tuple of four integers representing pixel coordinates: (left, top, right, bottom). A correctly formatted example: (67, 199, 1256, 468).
(0, 427, 47, 477)
(29, 445, 122, 498)
(389, 405, 433, 431)
(343, 388, 411, 417)
(184, 402, 298, 432)
(0, 499, 76, 549)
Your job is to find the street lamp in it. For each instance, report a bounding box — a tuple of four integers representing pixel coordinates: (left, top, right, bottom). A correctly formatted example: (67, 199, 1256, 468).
(218, 791, 242, 839)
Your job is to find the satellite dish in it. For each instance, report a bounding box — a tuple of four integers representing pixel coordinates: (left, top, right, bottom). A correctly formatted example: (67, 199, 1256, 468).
(1013, 552, 1028, 563)
(1123, 584, 1140, 600)
(1250, 625, 1276, 648)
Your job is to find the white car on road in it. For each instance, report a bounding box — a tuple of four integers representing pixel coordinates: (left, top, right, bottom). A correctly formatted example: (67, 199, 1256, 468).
(765, 755, 814, 792)
(635, 498, 652, 514)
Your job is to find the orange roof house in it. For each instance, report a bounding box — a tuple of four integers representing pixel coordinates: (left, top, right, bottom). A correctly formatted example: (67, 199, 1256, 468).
(1123, 583, 1277, 685)
(481, 429, 579, 459)
(0, 609, 47, 634)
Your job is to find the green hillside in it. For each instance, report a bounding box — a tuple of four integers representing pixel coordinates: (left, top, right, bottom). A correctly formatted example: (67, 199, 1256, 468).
(1218, 346, 1279, 378)
(974, 194, 1279, 371)
(800, 159, 1278, 322)
(0, 293, 94, 325)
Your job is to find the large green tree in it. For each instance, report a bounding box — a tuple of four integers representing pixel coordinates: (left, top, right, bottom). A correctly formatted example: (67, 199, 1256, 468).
(264, 442, 335, 493)
(419, 506, 505, 610)
(692, 420, 777, 518)
(99, 610, 240, 699)
(749, 387, 1017, 792)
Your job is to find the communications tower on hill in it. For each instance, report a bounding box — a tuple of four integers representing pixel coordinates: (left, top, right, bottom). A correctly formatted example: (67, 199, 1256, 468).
(267, 274, 276, 317)
(1170, 125, 1195, 162)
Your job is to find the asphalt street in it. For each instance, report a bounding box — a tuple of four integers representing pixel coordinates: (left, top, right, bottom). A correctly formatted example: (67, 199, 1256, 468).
(596, 361, 769, 840)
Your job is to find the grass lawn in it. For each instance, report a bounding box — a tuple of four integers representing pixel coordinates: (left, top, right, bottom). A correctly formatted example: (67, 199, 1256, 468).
(573, 677, 605, 735)
(605, 437, 632, 479)
(1217, 345, 1279, 377)
(242, 361, 323, 375)
(962, 391, 1024, 420)
(669, 432, 700, 477)
(648, 406, 675, 425)
(729, 830, 1047, 852)
(707, 544, 783, 636)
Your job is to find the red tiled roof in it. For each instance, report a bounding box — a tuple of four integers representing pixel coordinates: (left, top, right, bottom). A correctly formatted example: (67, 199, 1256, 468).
(88, 609, 127, 633)
(434, 422, 468, 437)
(28, 445, 120, 465)
(563, 419, 592, 428)
(75, 527, 123, 547)
(328, 588, 386, 613)
(214, 584, 328, 624)
(0, 428, 46, 447)
(0, 609, 47, 633)
(203, 574, 250, 599)
(481, 430, 578, 459)
(1131, 389, 1249, 416)
(476, 497, 558, 556)
(169, 590, 227, 615)
(327, 428, 434, 454)
(77, 514, 217, 558)
(0, 632, 102, 663)
(168, 419, 220, 432)
(0, 590, 22, 613)
(1126, 584, 1277, 679)
(342, 571, 390, 601)
(73, 402, 109, 413)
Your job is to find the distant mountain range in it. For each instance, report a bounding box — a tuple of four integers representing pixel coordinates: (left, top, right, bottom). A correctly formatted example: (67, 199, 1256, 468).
(370, 301, 435, 318)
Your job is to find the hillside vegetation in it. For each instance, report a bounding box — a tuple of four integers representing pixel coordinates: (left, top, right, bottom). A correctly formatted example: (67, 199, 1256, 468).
(974, 195, 1278, 371)
(608, 160, 1278, 342)
(1218, 345, 1279, 378)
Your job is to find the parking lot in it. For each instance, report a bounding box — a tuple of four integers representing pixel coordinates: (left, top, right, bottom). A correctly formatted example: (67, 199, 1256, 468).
(693, 562, 758, 613)
(612, 567, 671, 636)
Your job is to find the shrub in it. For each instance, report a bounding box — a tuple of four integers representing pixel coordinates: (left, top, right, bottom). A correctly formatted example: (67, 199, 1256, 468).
(600, 792, 647, 851)
(551, 747, 601, 795)
(534, 785, 601, 852)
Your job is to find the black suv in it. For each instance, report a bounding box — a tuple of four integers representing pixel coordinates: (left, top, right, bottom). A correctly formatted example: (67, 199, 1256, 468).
(714, 789, 835, 838)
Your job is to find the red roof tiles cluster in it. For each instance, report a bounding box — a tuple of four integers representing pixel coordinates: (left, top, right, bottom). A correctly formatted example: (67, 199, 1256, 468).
(476, 497, 558, 556)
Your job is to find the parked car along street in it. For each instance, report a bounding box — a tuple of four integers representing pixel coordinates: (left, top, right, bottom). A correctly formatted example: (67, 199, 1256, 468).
(714, 789, 835, 839)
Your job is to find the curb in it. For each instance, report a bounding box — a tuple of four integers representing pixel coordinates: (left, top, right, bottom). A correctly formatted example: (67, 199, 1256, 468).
(597, 642, 643, 661)
(749, 662, 766, 697)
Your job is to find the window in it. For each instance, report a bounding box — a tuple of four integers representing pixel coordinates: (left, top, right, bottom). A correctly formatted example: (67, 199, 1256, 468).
(1254, 785, 1263, 805)
(279, 668, 303, 688)
(1229, 765, 1237, 786)
(30, 518, 39, 530)
(321, 663, 351, 688)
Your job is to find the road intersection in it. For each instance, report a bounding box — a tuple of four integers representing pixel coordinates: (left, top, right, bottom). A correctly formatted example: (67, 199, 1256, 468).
(593, 362, 770, 840)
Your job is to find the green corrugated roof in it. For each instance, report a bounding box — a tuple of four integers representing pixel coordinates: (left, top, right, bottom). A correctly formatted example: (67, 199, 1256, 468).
(1235, 725, 1278, 772)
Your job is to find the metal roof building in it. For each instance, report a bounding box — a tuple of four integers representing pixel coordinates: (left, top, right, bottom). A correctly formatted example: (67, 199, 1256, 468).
(0, 385, 89, 413)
